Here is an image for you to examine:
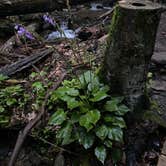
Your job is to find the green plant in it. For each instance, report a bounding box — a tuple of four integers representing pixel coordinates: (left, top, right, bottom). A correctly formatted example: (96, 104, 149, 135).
(30, 71, 49, 110)
(48, 70, 130, 164)
(0, 75, 29, 124)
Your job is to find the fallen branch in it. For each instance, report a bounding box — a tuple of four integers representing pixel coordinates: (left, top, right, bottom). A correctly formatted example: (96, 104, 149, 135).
(98, 7, 115, 20)
(30, 134, 78, 156)
(8, 72, 66, 166)
(0, 48, 54, 76)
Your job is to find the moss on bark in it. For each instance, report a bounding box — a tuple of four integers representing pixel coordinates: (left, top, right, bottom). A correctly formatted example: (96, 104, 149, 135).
(103, 0, 162, 110)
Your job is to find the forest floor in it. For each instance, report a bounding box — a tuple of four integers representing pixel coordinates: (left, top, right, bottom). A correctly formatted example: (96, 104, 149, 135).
(0, 1, 165, 166)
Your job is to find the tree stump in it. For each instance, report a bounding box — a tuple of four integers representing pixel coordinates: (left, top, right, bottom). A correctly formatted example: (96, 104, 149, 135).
(103, 0, 162, 110)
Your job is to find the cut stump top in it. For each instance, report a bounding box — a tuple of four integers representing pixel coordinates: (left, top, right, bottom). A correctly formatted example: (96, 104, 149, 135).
(119, 0, 162, 10)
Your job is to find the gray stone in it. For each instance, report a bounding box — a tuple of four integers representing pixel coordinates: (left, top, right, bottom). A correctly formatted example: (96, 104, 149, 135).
(151, 52, 166, 65)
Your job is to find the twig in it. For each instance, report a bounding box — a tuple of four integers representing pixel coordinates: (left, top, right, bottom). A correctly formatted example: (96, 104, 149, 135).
(98, 7, 115, 20)
(30, 134, 78, 156)
(8, 72, 66, 166)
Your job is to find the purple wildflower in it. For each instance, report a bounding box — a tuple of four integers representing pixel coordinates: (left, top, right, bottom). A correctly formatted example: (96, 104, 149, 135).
(43, 14, 56, 26)
(17, 27, 26, 36)
(25, 32, 35, 40)
(14, 25, 19, 30)
(14, 24, 35, 40)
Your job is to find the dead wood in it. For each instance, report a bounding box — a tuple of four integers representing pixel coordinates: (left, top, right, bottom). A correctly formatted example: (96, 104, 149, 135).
(0, 48, 54, 76)
(0, 0, 94, 16)
(8, 72, 66, 166)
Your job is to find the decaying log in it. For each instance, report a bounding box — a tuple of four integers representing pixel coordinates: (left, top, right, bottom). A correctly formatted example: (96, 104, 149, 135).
(0, 0, 63, 16)
(103, 0, 162, 110)
(0, 48, 54, 76)
(0, 0, 93, 16)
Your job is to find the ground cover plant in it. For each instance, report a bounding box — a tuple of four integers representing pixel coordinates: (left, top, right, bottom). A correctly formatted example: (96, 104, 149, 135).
(0, 70, 130, 164)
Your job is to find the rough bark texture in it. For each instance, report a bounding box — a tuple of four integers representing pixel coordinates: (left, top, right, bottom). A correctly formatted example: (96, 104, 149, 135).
(0, 0, 93, 16)
(103, 0, 162, 110)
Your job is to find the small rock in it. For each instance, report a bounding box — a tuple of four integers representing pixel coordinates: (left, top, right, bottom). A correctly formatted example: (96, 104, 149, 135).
(151, 52, 166, 65)
(151, 80, 166, 91)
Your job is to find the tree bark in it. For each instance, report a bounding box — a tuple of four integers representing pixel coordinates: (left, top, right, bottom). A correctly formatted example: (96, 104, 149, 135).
(0, 0, 93, 16)
(103, 0, 162, 110)
(103, 1, 162, 165)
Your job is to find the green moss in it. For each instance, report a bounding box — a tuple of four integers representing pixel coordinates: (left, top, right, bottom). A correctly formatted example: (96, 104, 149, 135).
(143, 100, 166, 128)
(143, 111, 166, 128)
(0, 115, 10, 127)
(107, 5, 121, 46)
(99, 5, 121, 82)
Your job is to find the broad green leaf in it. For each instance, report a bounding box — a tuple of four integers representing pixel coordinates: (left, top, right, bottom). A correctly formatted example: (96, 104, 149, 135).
(60, 95, 72, 102)
(40, 71, 47, 77)
(71, 111, 81, 123)
(104, 140, 112, 148)
(50, 92, 58, 102)
(66, 98, 81, 109)
(80, 106, 90, 113)
(87, 110, 101, 125)
(66, 88, 79, 96)
(104, 116, 126, 128)
(0, 74, 8, 81)
(108, 127, 123, 142)
(104, 116, 115, 123)
(96, 125, 108, 140)
(56, 122, 73, 145)
(100, 85, 110, 93)
(79, 109, 101, 131)
(32, 81, 44, 91)
(57, 94, 81, 109)
(0, 106, 5, 113)
(78, 129, 95, 149)
(0, 115, 9, 124)
(48, 108, 66, 125)
(4, 85, 23, 94)
(104, 100, 118, 112)
(6, 98, 17, 106)
(62, 79, 80, 89)
(90, 91, 109, 102)
(111, 117, 126, 128)
(111, 97, 124, 104)
(87, 82, 99, 92)
(79, 115, 93, 131)
(30, 72, 37, 78)
(95, 146, 107, 164)
(79, 71, 94, 85)
(116, 105, 130, 115)
(55, 87, 69, 98)
(79, 95, 87, 100)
